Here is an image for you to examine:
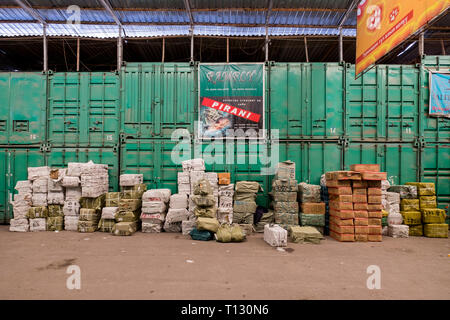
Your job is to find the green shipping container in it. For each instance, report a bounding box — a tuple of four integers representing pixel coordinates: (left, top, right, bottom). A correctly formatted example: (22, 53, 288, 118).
(47, 72, 120, 147)
(0, 73, 46, 145)
(0, 148, 45, 223)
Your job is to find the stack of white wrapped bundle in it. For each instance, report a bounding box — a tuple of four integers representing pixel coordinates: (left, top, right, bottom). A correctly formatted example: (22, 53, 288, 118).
(9, 180, 33, 232)
(141, 189, 171, 233)
(47, 169, 65, 205)
(218, 184, 234, 224)
(119, 174, 143, 187)
(63, 200, 80, 231)
(177, 172, 190, 195)
(182, 158, 205, 172)
(167, 193, 190, 234)
(29, 166, 50, 207)
(381, 180, 391, 211)
(205, 172, 219, 206)
(80, 161, 108, 198)
(64, 162, 84, 201)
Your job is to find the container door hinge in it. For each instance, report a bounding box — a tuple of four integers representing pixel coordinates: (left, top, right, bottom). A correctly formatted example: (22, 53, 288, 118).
(338, 136, 349, 148)
(113, 144, 119, 152)
(40, 143, 51, 152)
(414, 137, 426, 149)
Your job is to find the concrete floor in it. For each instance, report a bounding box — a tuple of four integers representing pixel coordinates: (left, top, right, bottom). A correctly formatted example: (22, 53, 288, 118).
(0, 225, 448, 300)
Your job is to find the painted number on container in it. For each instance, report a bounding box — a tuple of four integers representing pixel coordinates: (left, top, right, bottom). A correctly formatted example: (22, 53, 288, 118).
(106, 135, 113, 141)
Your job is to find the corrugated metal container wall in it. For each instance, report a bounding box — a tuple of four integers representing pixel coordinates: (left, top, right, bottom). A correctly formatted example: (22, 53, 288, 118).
(47, 72, 120, 147)
(0, 148, 45, 223)
(121, 63, 196, 139)
(0, 73, 46, 145)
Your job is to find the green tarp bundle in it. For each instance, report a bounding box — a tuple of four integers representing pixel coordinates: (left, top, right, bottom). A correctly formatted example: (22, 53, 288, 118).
(232, 211, 254, 225)
(289, 226, 323, 244)
(98, 218, 115, 232)
(215, 224, 245, 243)
(119, 199, 141, 212)
(47, 216, 63, 231)
(190, 228, 214, 241)
(27, 206, 48, 219)
(274, 212, 299, 225)
(271, 179, 297, 192)
(196, 217, 220, 233)
(48, 205, 63, 217)
(105, 192, 120, 207)
(299, 213, 325, 227)
(78, 220, 98, 233)
(235, 181, 261, 193)
(234, 192, 257, 202)
(191, 195, 215, 207)
(193, 179, 213, 195)
(194, 206, 216, 218)
(115, 210, 140, 223)
(112, 222, 138, 236)
(79, 208, 101, 222)
(233, 200, 257, 213)
(424, 223, 448, 238)
(80, 194, 105, 210)
(408, 224, 423, 236)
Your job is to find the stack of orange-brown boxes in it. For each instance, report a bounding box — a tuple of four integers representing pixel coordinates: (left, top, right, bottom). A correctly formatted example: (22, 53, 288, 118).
(326, 171, 361, 242)
(350, 164, 386, 242)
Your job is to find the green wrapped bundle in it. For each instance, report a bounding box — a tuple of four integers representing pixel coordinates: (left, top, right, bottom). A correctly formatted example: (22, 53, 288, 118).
(406, 182, 435, 196)
(297, 183, 321, 203)
(382, 216, 388, 227)
(408, 224, 423, 236)
(232, 212, 254, 225)
(191, 195, 215, 207)
(299, 213, 325, 227)
(47, 216, 64, 231)
(78, 220, 98, 232)
(273, 201, 299, 214)
(196, 217, 220, 233)
(193, 179, 213, 195)
(419, 196, 437, 209)
(79, 208, 101, 222)
(233, 200, 257, 213)
(274, 212, 299, 225)
(271, 192, 297, 202)
(121, 190, 143, 200)
(424, 224, 448, 238)
(401, 211, 422, 225)
(422, 208, 446, 224)
(119, 199, 141, 212)
(215, 224, 245, 243)
(27, 206, 48, 219)
(235, 181, 261, 193)
(105, 192, 120, 207)
(80, 194, 105, 210)
(115, 210, 140, 223)
(194, 206, 217, 218)
(48, 205, 63, 217)
(271, 179, 297, 192)
(401, 199, 419, 212)
(289, 226, 323, 244)
(234, 192, 256, 202)
(112, 222, 137, 236)
(98, 218, 115, 232)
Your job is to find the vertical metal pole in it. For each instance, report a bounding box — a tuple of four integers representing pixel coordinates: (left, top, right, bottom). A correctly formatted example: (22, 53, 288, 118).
(76, 38, 80, 71)
(162, 37, 165, 62)
(43, 24, 48, 72)
(226, 37, 229, 63)
(440, 39, 446, 55)
(117, 25, 123, 71)
(304, 36, 309, 63)
(419, 32, 424, 57)
(190, 28, 194, 63)
(265, 28, 269, 62)
(339, 27, 343, 63)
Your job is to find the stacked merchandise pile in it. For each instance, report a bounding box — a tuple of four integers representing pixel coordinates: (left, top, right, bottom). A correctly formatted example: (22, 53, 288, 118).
(100, 192, 119, 232)
(47, 169, 65, 231)
(217, 173, 233, 225)
(166, 193, 189, 233)
(63, 164, 83, 231)
(28, 166, 50, 232)
(271, 160, 298, 231)
(141, 189, 171, 233)
(47, 204, 64, 231)
(319, 174, 330, 235)
(191, 179, 220, 238)
(396, 184, 421, 236)
(298, 182, 325, 234)
(78, 195, 104, 232)
(385, 188, 408, 237)
(114, 178, 146, 236)
(80, 161, 109, 198)
(406, 182, 447, 238)
(177, 172, 191, 195)
(233, 181, 261, 234)
(9, 180, 33, 232)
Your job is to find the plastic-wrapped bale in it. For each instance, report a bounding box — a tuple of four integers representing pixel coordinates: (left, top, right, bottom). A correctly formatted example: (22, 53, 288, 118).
(215, 224, 245, 242)
(219, 184, 234, 197)
(387, 185, 417, 199)
(401, 199, 419, 212)
(32, 177, 48, 193)
(66, 162, 88, 177)
(80, 194, 106, 210)
(119, 199, 141, 212)
(142, 201, 166, 214)
(289, 226, 323, 244)
(254, 210, 274, 233)
(192, 179, 213, 196)
(77, 220, 98, 233)
(238, 224, 253, 236)
(121, 184, 147, 198)
(182, 220, 196, 235)
(194, 216, 219, 233)
(141, 213, 165, 233)
(190, 171, 206, 190)
(142, 189, 171, 203)
(406, 182, 435, 196)
(275, 160, 295, 180)
(48, 171, 64, 192)
(105, 192, 120, 207)
(15, 180, 32, 194)
(62, 176, 80, 188)
(401, 211, 421, 226)
(235, 181, 262, 193)
(27, 206, 48, 219)
(274, 212, 298, 225)
(48, 205, 63, 217)
(424, 224, 448, 238)
(421, 208, 446, 224)
(271, 191, 297, 202)
(116, 210, 140, 223)
(163, 220, 182, 233)
(9, 218, 29, 232)
(177, 171, 190, 194)
(119, 174, 143, 187)
(31, 193, 47, 207)
(29, 218, 46, 232)
(273, 201, 299, 214)
(65, 187, 82, 201)
(299, 213, 325, 227)
(141, 222, 162, 233)
(169, 193, 188, 209)
(408, 224, 423, 236)
(64, 216, 79, 231)
(182, 158, 205, 172)
(388, 225, 409, 238)
(47, 216, 64, 231)
(12, 193, 32, 219)
(205, 172, 218, 187)
(271, 179, 296, 193)
(101, 206, 118, 220)
(166, 208, 189, 223)
(47, 191, 64, 205)
(112, 222, 138, 236)
(419, 196, 437, 209)
(79, 208, 101, 223)
(219, 195, 233, 209)
(193, 206, 217, 218)
(232, 211, 253, 225)
(217, 207, 233, 224)
(80, 162, 109, 198)
(301, 202, 326, 214)
(98, 218, 115, 232)
(264, 224, 287, 247)
(233, 200, 257, 214)
(298, 183, 321, 203)
(27, 166, 50, 181)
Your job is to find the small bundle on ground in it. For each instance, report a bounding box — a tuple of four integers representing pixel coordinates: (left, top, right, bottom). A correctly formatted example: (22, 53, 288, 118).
(289, 226, 323, 244)
(264, 224, 287, 247)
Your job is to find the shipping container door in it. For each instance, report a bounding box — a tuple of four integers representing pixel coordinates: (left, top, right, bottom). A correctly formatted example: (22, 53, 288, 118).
(46, 147, 119, 191)
(48, 72, 120, 147)
(0, 148, 45, 224)
(0, 73, 46, 145)
(121, 63, 195, 139)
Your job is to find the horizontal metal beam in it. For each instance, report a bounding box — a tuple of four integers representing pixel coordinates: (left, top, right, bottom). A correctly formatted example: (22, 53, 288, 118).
(13, 0, 46, 24)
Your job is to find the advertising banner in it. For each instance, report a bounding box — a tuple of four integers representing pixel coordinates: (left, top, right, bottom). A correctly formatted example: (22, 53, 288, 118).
(356, 0, 449, 77)
(429, 72, 450, 118)
(199, 63, 264, 139)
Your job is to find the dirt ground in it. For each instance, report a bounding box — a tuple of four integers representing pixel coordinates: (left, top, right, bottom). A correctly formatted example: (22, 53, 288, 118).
(0, 225, 448, 300)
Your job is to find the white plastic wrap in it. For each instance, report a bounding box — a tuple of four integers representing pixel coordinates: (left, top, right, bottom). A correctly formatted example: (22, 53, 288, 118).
(32, 193, 47, 206)
(166, 208, 189, 223)
(388, 225, 409, 238)
(67, 162, 87, 177)
(101, 206, 118, 219)
(190, 170, 206, 189)
(27, 166, 50, 181)
(182, 158, 205, 172)
(219, 196, 233, 209)
(169, 193, 188, 209)
(141, 213, 166, 224)
(217, 207, 233, 224)
(178, 183, 191, 194)
(64, 216, 79, 231)
(29, 218, 46, 232)
(218, 184, 234, 197)
(119, 174, 143, 186)
(264, 224, 287, 247)
(177, 172, 190, 184)
(32, 177, 48, 193)
(9, 218, 29, 232)
(142, 222, 163, 233)
(142, 189, 172, 203)
(65, 187, 82, 201)
(63, 200, 80, 216)
(141, 201, 167, 213)
(15, 180, 32, 194)
(47, 191, 65, 205)
(182, 220, 196, 235)
(62, 176, 80, 187)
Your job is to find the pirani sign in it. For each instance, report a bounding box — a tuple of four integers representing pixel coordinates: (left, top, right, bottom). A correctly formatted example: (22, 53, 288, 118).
(199, 63, 264, 138)
(356, 0, 449, 77)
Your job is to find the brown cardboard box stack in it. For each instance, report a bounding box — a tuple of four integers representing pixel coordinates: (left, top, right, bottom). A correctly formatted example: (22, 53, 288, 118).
(326, 164, 387, 242)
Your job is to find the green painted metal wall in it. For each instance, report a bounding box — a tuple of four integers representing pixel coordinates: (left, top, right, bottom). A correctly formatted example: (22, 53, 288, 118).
(0, 56, 449, 223)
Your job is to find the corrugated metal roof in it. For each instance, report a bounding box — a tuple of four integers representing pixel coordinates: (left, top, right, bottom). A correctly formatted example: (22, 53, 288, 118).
(270, 26, 355, 36)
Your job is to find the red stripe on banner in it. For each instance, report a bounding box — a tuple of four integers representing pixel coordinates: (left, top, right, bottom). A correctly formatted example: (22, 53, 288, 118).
(201, 97, 261, 123)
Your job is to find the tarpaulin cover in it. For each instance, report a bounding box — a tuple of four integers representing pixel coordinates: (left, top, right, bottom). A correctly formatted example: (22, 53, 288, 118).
(235, 181, 262, 193)
(112, 222, 137, 236)
(409, 224, 423, 236)
(27, 206, 48, 219)
(98, 218, 115, 232)
(196, 217, 220, 233)
(274, 212, 299, 225)
(48, 205, 63, 217)
(191, 194, 215, 207)
(215, 223, 245, 242)
(47, 216, 63, 231)
(194, 206, 217, 218)
(300, 213, 325, 227)
(421, 208, 446, 224)
(232, 211, 254, 225)
(79, 208, 101, 222)
(80, 194, 105, 210)
(233, 200, 257, 213)
(193, 179, 213, 195)
(190, 227, 214, 241)
(419, 196, 437, 209)
(289, 226, 323, 244)
(401, 211, 422, 225)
